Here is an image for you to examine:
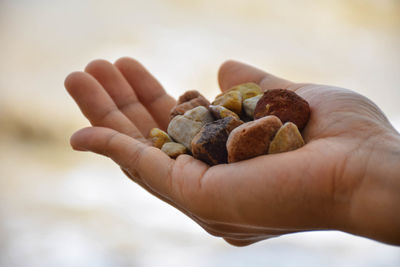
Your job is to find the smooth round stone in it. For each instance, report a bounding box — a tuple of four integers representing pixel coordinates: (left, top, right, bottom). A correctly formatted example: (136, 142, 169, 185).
(161, 142, 187, 158)
(212, 90, 242, 115)
(149, 128, 172, 149)
(167, 115, 204, 150)
(253, 89, 310, 131)
(191, 117, 243, 165)
(243, 94, 262, 118)
(170, 91, 210, 120)
(268, 122, 305, 154)
(229, 82, 262, 100)
(227, 115, 282, 163)
(209, 105, 240, 120)
(183, 106, 214, 124)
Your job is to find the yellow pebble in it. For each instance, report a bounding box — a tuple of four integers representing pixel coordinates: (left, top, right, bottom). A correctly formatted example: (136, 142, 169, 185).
(161, 142, 187, 159)
(209, 105, 240, 120)
(229, 82, 262, 100)
(268, 122, 305, 154)
(212, 90, 242, 115)
(149, 128, 172, 149)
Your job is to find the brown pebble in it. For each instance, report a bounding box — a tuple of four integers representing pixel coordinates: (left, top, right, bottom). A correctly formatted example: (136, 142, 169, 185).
(268, 122, 305, 154)
(177, 90, 202, 105)
(253, 89, 310, 131)
(170, 91, 210, 120)
(227, 116, 282, 163)
(191, 117, 243, 165)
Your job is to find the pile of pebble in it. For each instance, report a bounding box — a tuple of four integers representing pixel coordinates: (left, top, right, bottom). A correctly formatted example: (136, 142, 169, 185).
(150, 83, 310, 165)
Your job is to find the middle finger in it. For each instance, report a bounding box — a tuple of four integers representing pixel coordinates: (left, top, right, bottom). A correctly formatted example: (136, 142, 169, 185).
(85, 59, 158, 137)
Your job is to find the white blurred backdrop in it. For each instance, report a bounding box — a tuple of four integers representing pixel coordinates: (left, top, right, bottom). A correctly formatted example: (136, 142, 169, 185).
(0, 0, 400, 266)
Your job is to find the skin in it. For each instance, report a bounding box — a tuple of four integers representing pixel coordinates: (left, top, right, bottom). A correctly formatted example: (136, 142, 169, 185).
(65, 58, 400, 246)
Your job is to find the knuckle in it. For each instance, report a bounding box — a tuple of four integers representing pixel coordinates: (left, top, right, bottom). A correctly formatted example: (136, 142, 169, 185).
(125, 142, 147, 172)
(102, 131, 120, 156)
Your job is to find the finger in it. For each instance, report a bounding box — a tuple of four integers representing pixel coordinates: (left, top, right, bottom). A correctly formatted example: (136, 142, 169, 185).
(65, 72, 146, 142)
(218, 60, 294, 92)
(85, 59, 159, 137)
(70, 126, 178, 198)
(114, 57, 176, 130)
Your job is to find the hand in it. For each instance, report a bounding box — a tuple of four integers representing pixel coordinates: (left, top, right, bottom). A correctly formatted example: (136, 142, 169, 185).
(65, 58, 400, 246)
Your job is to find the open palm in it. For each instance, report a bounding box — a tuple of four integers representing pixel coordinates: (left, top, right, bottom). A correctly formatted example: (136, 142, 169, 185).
(65, 58, 399, 246)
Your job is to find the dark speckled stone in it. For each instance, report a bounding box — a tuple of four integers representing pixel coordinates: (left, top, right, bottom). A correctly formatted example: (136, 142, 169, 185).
(191, 117, 243, 165)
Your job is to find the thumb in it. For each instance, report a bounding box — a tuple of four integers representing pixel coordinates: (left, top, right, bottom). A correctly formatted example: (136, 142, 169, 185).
(218, 60, 294, 92)
(70, 126, 175, 196)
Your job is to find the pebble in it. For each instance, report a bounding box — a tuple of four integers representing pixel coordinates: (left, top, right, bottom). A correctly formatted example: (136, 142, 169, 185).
(183, 106, 214, 124)
(170, 91, 210, 120)
(164, 88, 308, 164)
(268, 122, 305, 154)
(229, 82, 262, 100)
(161, 142, 187, 158)
(191, 117, 243, 165)
(212, 90, 242, 115)
(149, 128, 172, 149)
(209, 105, 240, 120)
(167, 115, 204, 150)
(253, 89, 310, 131)
(177, 90, 202, 104)
(226, 116, 282, 163)
(243, 95, 262, 118)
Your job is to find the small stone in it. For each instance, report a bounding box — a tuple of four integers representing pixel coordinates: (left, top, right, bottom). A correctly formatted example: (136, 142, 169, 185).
(254, 89, 310, 131)
(149, 128, 172, 149)
(229, 82, 262, 100)
(161, 142, 187, 158)
(268, 122, 305, 154)
(212, 90, 242, 115)
(170, 91, 210, 120)
(243, 95, 262, 118)
(183, 106, 214, 124)
(191, 117, 243, 165)
(167, 115, 204, 150)
(177, 90, 202, 105)
(209, 105, 240, 120)
(227, 116, 282, 163)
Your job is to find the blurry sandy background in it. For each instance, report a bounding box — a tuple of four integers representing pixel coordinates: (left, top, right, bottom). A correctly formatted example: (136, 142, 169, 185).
(1, 0, 400, 266)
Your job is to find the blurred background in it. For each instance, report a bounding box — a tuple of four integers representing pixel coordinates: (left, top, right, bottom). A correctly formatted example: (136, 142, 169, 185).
(1, 0, 400, 266)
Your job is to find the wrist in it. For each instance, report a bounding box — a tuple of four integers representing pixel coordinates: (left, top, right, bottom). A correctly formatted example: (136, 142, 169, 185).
(346, 131, 400, 245)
